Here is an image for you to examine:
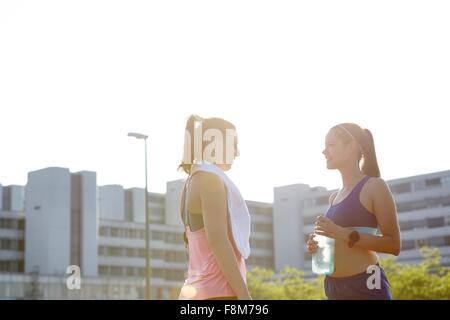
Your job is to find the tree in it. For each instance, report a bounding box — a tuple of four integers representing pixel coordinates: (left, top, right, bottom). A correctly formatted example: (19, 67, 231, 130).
(382, 247, 450, 300)
(247, 267, 325, 300)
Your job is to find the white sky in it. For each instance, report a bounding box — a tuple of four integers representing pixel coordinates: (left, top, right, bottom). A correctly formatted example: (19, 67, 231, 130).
(1, 1, 449, 203)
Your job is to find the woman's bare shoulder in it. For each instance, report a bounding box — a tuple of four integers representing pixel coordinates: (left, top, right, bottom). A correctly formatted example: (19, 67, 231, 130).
(190, 171, 225, 191)
(365, 177, 392, 196)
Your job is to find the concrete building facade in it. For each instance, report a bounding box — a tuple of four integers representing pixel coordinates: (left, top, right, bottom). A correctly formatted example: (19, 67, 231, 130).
(1, 167, 450, 298)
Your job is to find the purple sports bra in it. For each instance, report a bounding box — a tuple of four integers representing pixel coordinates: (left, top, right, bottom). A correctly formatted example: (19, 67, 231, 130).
(325, 176, 378, 228)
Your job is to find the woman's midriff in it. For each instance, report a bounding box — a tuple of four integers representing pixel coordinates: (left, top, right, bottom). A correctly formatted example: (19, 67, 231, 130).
(330, 238, 379, 278)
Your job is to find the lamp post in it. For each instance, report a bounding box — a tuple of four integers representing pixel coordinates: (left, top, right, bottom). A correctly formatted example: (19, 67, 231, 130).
(127, 132, 151, 300)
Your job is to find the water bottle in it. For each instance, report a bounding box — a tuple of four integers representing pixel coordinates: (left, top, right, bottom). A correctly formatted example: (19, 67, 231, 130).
(312, 234, 335, 275)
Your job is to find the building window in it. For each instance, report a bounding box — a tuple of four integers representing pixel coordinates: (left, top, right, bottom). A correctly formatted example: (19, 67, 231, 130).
(402, 240, 415, 250)
(427, 217, 445, 229)
(165, 232, 182, 244)
(126, 267, 136, 277)
(108, 247, 123, 256)
(152, 231, 164, 241)
(0, 261, 19, 272)
(97, 246, 104, 256)
(397, 196, 450, 213)
(0, 219, 14, 229)
(99, 266, 109, 275)
(154, 269, 165, 279)
(9, 240, 17, 251)
(391, 183, 411, 194)
(165, 251, 183, 262)
(428, 237, 445, 247)
(125, 248, 136, 257)
(445, 236, 450, 246)
(400, 219, 426, 231)
(165, 270, 184, 281)
(111, 266, 123, 276)
(110, 228, 119, 237)
(153, 250, 164, 260)
(0, 239, 12, 250)
(425, 178, 441, 188)
(99, 227, 108, 236)
(18, 240, 24, 251)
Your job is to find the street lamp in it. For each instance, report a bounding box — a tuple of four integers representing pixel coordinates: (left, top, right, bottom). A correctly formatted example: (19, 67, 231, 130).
(128, 132, 151, 300)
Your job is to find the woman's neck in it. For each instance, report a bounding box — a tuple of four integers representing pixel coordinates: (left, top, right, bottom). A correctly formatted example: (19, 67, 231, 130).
(339, 165, 364, 190)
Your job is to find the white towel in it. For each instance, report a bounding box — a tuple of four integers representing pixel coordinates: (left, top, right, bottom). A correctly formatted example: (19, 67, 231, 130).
(191, 161, 251, 259)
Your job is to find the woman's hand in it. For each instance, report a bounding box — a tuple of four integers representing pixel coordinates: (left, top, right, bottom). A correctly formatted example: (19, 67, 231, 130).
(314, 215, 349, 240)
(306, 233, 318, 254)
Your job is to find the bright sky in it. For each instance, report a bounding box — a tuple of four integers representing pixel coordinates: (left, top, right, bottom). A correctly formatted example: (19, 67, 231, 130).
(1, 1, 449, 203)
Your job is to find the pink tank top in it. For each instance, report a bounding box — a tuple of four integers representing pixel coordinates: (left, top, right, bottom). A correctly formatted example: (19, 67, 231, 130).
(178, 226, 247, 300)
(178, 176, 247, 300)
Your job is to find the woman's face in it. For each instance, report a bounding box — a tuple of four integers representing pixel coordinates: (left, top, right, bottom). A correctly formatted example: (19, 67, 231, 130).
(322, 130, 352, 170)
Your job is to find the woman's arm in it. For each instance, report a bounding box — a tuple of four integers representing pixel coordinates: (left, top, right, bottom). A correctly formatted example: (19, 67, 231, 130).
(198, 172, 252, 300)
(315, 178, 401, 256)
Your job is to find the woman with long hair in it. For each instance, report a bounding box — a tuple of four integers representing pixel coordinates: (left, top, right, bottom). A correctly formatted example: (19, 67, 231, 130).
(307, 123, 401, 300)
(178, 114, 252, 300)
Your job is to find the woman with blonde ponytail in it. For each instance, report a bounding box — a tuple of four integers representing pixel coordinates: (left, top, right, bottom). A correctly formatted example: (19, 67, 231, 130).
(178, 114, 251, 300)
(307, 123, 401, 300)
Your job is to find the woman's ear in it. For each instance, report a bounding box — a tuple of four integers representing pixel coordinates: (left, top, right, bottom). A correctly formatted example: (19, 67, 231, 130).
(349, 140, 358, 153)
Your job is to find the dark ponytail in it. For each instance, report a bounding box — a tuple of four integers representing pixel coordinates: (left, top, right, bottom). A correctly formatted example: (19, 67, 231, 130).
(361, 128, 380, 178)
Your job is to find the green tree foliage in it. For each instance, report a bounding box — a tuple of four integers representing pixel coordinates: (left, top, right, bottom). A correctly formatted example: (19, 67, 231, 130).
(382, 247, 450, 300)
(247, 247, 450, 300)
